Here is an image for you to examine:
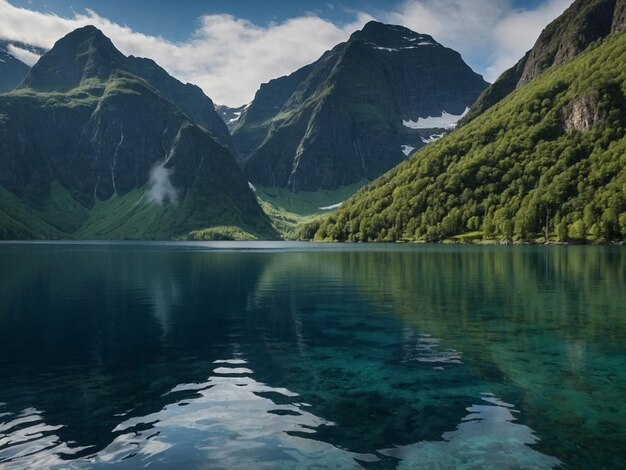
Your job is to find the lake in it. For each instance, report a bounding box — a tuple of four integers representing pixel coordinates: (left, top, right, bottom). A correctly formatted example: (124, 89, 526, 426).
(0, 242, 624, 468)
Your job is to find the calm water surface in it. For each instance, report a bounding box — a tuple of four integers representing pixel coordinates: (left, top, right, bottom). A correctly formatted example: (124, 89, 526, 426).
(0, 242, 624, 468)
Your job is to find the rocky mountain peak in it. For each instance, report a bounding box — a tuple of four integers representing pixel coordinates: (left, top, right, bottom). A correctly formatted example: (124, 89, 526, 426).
(20, 25, 126, 91)
(233, 21, 487, 192)
(350, 21, 440, 51)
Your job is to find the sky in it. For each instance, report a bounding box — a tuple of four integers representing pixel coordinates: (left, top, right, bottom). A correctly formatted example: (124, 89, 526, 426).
(0, 0, 574, 106)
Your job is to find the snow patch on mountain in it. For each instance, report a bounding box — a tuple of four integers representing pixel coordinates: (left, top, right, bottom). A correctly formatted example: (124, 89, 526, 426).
(319, 202, 343, 211)
(374, 45, 434, 51)
(403, 108, 469, 129)
(401, 145, 415, 156)
(421, 133, 446, 144)
(217, 103, 249, 130)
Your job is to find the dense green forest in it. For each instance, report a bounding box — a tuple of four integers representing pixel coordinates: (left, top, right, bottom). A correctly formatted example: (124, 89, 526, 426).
(304, 32, 626, 243)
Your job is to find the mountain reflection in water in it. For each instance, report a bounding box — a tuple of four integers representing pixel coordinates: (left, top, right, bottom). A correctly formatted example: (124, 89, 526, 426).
(0, 243, 624, 468)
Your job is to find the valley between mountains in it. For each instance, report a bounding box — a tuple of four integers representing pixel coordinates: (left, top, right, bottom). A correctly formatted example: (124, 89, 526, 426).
(0, 0, 625, 243)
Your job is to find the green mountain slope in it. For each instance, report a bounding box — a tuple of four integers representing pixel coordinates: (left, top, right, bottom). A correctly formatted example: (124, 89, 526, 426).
(0, 26, 276, 240)
(233, 21, 487, 192)
(310, 32, 626, 243)
(463, 0, 626, 124)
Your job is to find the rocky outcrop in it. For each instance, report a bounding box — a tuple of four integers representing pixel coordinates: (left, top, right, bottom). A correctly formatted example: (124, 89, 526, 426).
(560, 83, 626, 132)
(463, 0, 626, 125)
(561, 96, 604, 132)
(612, 0, 626, 32)
(233, 21, 487, 192)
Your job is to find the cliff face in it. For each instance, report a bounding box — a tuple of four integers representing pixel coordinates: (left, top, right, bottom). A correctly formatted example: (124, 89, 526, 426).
(614, 0, 626, 31)
(233, 21, 487, 192)
(0, 26, 275, 240)
(125, 56, 234, 152)
(463, 0, 626, 124)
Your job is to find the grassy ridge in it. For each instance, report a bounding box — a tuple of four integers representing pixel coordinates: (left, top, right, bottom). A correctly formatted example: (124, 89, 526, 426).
(0, 183, 277, 241)
(252, 182, 368, 239)
(255, 181, 367, 216)
(309, 32, 626, 243)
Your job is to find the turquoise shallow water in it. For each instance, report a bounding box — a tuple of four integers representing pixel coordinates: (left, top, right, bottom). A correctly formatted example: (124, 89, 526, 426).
(0, 242, 624, 468)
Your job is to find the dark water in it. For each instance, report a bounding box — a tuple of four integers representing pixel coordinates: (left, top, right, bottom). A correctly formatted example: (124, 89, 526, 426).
(0, 242, 624, 469)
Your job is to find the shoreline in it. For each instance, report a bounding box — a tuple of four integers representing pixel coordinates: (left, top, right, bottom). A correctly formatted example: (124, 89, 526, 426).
(1, 238, 624, 246)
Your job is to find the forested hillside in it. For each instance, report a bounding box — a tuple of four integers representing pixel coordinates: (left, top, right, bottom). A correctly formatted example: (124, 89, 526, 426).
(307, 32, 626, 243)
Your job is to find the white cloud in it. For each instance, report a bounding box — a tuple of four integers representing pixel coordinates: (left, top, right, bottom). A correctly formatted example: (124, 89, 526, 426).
(385, 0, 573, 82)
(0, 0, 572, 105)
(0, 0, 368, 105)
(148, 164, 177, 205)
(485, 0, 574, 80)
(6, 43, 39, 65)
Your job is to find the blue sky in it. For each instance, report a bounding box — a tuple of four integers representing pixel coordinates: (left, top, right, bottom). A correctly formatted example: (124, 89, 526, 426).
(12, 0, 549, 40)
(2, 0, 573, 105)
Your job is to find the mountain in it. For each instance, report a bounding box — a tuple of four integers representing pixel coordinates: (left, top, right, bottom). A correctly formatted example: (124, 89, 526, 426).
(0, 26, 276, 240)
(308, 29, 626, 243)
(232, 21, 488, 192)
(216, 104, 248, 131)
(463, 0, 626, 124)
(0, 44, 30, 93)
(125, 56, 234, 151)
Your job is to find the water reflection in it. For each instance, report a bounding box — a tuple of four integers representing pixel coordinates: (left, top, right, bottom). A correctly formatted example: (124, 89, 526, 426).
(0, 366, 559, 469)
(92, 358, 363, 469)
(380, 394, 560, 469)
(0, 405, 91, 468)
(0, 243, 624, 468)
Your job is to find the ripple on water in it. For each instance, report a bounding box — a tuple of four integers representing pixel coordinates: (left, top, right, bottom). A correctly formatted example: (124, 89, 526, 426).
(379, 393, 562, 469)
(1, 363, 562, 469)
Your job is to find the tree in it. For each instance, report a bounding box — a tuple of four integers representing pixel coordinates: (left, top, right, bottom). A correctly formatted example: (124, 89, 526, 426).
(556, 220, 568, 241)
(569, 220, 587, 240)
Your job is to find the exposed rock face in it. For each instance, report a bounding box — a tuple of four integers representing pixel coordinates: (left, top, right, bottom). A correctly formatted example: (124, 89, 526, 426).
(612, 0, 626, 32)
(0, 26, 275, 239)
(0, 44, 30, 93)
(463, 0, 626, 124)
(560, 83, 625, 132)
(561, 95, 605, 132)
(233, 21, 487, 192)
(232, 63, 314, 161)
